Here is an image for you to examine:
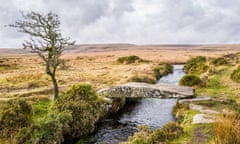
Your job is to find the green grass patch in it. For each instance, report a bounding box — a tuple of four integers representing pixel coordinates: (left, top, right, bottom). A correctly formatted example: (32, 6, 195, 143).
(167, 124, 195, 144)
(169, 124, 213, 144)
(31, 98, 51, 123)
(193, 99, 240, 112)
(196, 75, 226, 97)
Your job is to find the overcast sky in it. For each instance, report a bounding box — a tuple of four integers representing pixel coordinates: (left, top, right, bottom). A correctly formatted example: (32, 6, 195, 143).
(1, 0, 240, 48)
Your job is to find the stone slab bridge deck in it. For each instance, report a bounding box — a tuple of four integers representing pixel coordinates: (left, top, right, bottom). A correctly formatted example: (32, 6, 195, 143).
(97, 82, 195, 99)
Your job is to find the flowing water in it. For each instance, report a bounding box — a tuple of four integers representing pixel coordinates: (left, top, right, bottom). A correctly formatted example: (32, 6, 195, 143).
(157, 65, 185, 85)
(87, 65, 185, 144)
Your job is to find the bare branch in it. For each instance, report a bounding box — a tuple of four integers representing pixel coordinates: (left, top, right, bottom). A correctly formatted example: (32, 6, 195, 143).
(9, 11, 75, 99)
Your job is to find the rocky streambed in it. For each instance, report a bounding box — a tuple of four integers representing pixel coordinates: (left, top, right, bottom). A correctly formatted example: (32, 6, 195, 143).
(85, 65, 186, 144)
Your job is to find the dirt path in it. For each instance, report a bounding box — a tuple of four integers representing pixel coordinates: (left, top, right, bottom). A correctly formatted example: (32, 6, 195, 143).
(191, 126, 212, 144)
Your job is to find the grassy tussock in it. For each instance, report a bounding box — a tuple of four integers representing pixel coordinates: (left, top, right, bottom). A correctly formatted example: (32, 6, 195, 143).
(152, 63, 173, 80)
(214, 113, 240, 144)
(231, 66, 240, 83)
(128, 75, 156, 84)
(122, 122, 183, 144)
(184, 56, 209, 75)
(179, 74, 202, 87)
(117, 55, 149, 64)
(211, 57, 228, 66)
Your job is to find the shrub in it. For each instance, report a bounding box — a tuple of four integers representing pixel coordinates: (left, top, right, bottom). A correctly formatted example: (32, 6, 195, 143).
(153, 67, 161, 80)
(16, 84, 107, 143)
(129, 75, 156, 84)
(184, 56, 208, 74)
(117, 55, 148, 64)
(231, 66, 240, 83)
(152, 64, 173, 81)
(173, 101, 189, 123)
(162, 63, 173, 75)
(53, 84, 106, 139)
(16, 111, 72, 144)
(153, 122, 183, 141)
(0, 100, 32, 138)
(211, 57, 228, 66)
(214, 113, 240, 144)
(179, 75, 202, 86)
(124, 122, 183, 144)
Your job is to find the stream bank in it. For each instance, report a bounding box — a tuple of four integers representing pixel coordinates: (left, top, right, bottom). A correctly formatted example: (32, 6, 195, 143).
(83, 65, 185, 144)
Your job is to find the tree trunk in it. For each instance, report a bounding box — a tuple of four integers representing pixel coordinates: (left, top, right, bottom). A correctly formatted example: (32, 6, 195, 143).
(50, 75, 59, 100)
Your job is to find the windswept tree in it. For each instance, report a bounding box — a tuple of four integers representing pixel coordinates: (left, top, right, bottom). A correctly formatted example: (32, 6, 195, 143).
(10, 11, 75, 99)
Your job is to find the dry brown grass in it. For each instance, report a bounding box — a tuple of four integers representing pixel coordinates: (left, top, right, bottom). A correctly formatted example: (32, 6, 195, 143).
(1, 46, 240, 99)
(214, 112, 240, 144)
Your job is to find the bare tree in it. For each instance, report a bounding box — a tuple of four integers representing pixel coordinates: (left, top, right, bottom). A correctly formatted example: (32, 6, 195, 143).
(10, 11, 75, 99)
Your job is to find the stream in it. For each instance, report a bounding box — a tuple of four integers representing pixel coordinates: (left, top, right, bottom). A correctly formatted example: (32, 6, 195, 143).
(86, 65, 185, 144)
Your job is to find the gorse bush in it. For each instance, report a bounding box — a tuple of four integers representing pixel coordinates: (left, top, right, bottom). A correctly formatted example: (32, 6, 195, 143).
(0, 100, 32, 138)
(129, 75, 156, 84)
(231, 66, 240, 83)
(117, 55, 148, 64)
(54, 84, 106, 139)
(179, 74, 202, 86)
(184, 56, 209, 75)
(16, 84, 107, 144)
(211, 57, 228, 66)
(16, 111, 72, 144)
(152, 122, 184, 141)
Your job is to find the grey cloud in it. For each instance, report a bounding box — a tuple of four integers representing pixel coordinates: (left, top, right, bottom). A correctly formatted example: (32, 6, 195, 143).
(1, 0, 240, 48)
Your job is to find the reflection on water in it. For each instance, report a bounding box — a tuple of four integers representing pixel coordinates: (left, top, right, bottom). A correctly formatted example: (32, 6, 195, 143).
(88, 65, 185, 144)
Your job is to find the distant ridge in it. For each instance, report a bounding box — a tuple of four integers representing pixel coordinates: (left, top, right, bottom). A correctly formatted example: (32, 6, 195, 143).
(1, 43, 240, 55)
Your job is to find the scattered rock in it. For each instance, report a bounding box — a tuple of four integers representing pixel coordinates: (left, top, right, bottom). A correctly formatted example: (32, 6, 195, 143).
(179, 96, 211, 104)
(190, 104, 219, 115)
(193, 114, 217, 124)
